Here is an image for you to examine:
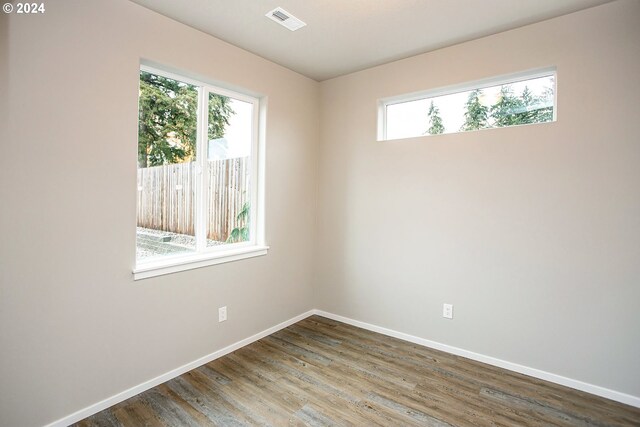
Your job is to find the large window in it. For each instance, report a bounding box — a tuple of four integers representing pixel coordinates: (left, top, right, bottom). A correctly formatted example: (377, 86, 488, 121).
(134, 66, 266, 279)
(379, 68, 556, 141)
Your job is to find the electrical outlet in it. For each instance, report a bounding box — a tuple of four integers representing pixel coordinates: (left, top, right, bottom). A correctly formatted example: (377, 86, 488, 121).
(218, 306, 227, 322)
(443, 303, 453, 319)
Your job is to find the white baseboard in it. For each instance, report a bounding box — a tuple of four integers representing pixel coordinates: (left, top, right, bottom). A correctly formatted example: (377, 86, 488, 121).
(44, 310, 315, 427)
(45, 307, 640, 426)
(312, 309, 640, 409)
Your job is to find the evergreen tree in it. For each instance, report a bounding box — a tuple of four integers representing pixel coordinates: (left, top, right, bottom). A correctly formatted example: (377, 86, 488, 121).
(460, 89, 489, 131)
(519, 86, 536, 124)
(426, 100, 445, 135)
(491, 85, 526, 127)
(531, 85, 554, 123)
(138, 72, 233, 168)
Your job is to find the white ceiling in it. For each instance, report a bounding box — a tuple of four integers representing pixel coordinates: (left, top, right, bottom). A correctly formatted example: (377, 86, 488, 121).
(129, 0, 613, 81)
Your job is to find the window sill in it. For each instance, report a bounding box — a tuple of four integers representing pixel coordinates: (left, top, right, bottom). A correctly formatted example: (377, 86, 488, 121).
(133, 245, 269, 280)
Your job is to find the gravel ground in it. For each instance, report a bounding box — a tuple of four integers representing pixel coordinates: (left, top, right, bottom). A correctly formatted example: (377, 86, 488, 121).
(136, 227, 223, 260)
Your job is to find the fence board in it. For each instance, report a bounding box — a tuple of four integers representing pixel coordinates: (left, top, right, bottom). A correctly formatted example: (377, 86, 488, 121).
(137, 157, 250, 242)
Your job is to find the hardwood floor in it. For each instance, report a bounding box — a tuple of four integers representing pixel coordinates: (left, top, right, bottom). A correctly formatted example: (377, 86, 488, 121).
(75, 316, 640, 426)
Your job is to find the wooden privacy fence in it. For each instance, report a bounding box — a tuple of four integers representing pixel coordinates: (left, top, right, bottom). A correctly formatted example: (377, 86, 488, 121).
(137, 157, 250, 242)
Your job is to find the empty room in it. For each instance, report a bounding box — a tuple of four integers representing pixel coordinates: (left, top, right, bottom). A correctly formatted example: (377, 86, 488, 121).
(1, 0, 639, 426)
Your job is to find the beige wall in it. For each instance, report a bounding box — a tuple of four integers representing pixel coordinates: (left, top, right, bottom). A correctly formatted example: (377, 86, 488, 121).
(316, 0, 640, 398)
(0, 1, 318, 426)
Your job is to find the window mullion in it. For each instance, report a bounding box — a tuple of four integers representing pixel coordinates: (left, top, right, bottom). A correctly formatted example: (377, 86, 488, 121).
(195, 87, 208, 251)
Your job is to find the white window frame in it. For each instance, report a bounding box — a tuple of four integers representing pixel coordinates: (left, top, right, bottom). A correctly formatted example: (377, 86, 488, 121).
(133, 65, 268, 280)
(377, 67, 557, 141)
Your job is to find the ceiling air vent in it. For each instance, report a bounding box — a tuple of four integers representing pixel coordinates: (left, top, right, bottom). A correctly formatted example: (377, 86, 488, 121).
(265, 7, 306, 31)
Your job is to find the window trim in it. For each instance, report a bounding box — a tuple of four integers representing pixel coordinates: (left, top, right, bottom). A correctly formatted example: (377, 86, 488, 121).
(133, 245, 269, 280)
(377, 66, 557, 141)
(134, 64, 267, 280)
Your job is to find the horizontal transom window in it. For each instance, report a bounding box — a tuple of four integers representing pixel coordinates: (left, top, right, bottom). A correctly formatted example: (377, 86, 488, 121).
(378, 68, 556, 141)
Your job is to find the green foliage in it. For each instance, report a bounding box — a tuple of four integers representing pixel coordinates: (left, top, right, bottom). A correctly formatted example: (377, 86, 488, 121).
(491, 85, 526, 127)
(226, 201, 250, 243)
(460, 89, 489, 131)
(490, 84, 554, 127)
(138, 72, 233, 168)
(532, 86, 554, 123)
(207, 93, 234, 141)
(426, 100, 445, 135)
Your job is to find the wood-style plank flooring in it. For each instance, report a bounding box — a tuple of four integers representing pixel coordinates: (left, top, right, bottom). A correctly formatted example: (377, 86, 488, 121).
(75, 316, 640, 426)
